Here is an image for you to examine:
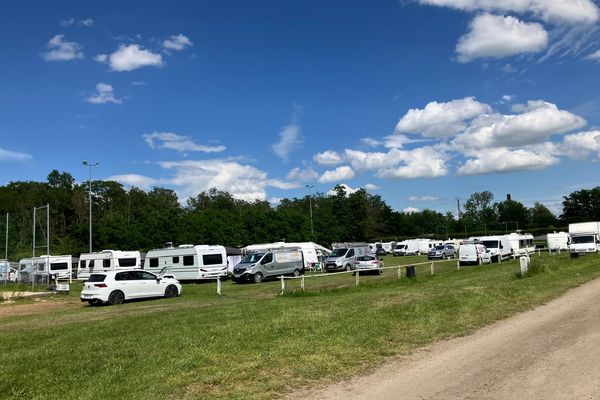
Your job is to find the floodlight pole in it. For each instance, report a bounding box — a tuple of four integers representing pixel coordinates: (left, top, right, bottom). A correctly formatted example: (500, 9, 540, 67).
(4, 213, 8, 260)
(306, 185, 314, 238)
(83, 161, 99, 253)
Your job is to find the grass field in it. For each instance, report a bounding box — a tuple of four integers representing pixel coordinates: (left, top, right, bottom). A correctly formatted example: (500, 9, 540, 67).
(1, 252, 599, 399)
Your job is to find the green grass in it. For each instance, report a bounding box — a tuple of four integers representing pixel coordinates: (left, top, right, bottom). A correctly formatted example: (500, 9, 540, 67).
(1, 252, 599, 399)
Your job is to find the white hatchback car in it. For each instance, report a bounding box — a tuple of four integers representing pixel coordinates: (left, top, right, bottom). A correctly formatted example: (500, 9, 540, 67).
(80, 269, 182, 306)
(354, 255, 384, 274)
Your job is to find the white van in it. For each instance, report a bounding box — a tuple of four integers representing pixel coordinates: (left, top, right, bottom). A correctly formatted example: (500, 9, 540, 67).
(243, 242, 331, 271)
(394, 241, 419, 256)
(325, 243, 370, 271)
(459, 243, 492, 266)
(145, 244, 227, 280)
(469, 236, 512, 262)
(506, 232, 535, 257)
(77, 250, 143, 280)
(233, 247, 304, 283)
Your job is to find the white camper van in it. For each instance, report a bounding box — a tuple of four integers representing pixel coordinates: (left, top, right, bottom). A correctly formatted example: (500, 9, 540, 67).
(325, 243, 370, 271)
(18, 255, 77, 281)
(77, 250, 143, 280)
(144, 244, 227, 280)
(547, 232, 570, 251)
(506, 232, 535, 257)
(469, 236, 512, 262)
(568, 222, 600, 256)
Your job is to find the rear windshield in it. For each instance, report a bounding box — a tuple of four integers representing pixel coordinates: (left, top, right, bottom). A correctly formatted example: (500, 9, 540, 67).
(87, 274, 106, 282)
(357, 256, 375, 261)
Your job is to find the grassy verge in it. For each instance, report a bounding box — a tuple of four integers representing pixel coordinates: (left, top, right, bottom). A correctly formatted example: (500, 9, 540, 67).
(0, 252, 599, 399)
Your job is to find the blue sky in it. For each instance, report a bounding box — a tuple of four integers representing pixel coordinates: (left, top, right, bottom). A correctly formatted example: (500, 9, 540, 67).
(1, 0, 600, 215)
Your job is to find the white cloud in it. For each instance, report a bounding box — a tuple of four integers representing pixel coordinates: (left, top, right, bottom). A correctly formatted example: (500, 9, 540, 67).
(85, 83, 123, 104)
(41, 34, 84, 61)
(318, 166, 355, 183)
(130, 81, 148, 86)
(377, 146, 449, 179)
(361, 138, 382, 147)
(94, 54, 108, 63)
(327, 183, 360, 196)
(456, 14, 548, 63)
(418, 0, 600, 24)
(453, 100, 586, 150)
(272, 123, 302, 162)
(158, 160, 271, 202)
(408, 196, 440, 202)
(313, 150, 343, 166)
(403, 207, 420, 214)
(345, 148, 400, 171)
(267, 179, 300, 190)
(500, 94, 514, 103)
(395, 97, 491, 137)
(286, 167, 319, 182)
(269, 197, 284, 206)
(163, 34, 193, 51)
(60, 18, 94, 27)
(0, 147, 32, 162)
(457, 145, 559, 175)
(559, 130, 600, 160)
(143, 132, 226, 153)
(104, 44, 164, 72)
(586, 49, 600, 61)
(105, 174, 158, 190)
(364, 183, 380, 191)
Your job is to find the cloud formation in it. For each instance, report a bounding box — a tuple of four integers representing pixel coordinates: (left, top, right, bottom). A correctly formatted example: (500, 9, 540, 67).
(97, 44, 164, 71)
(163, 34, 193, 51)
(143, 132, 226, 153)
(272, 123, 302, 163)
(313, 150, 343, 165)
(85, 83, 123, 104)
(0, 147, 32, 162)
(42, 35, 84, 61)
(318, 166, 355, 183)
(105, 174, 158, 190)
(60, 18, 94, 27)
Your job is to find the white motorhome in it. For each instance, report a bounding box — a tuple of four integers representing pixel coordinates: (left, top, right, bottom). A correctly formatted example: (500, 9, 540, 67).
(469, 235, 512, 262)
(244, 242, 331, 271)
(77, 250, 143, 280)
(547, 232, 570, 251)
(506, 232, 535, 257)
(144, 244, 227, 280)
(568, 222, 600, 256)
(18, 255, 78, 281)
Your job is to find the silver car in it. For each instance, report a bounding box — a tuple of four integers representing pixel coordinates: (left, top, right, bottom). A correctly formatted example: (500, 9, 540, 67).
(354, 255, 383, 275)
(427, 244, 456, 260)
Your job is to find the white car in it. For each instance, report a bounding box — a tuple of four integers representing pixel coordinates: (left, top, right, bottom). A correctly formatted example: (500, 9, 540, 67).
(354, 255, 383, 274)
(80, 269, 182, 306)
(458, 243, 492, 266)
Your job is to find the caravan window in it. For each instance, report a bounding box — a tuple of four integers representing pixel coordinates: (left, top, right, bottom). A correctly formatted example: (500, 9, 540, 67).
(149, 258, 158, 268)
(481, 240, 499, 249)
(50, 262, 68, 270)
(172, 256, 180, 264)
(183, 255, 194, 266)
(203, 254, 223, 265)
(79, 260, 86, 269)
(118, 258, 137, 267)
(103, 259, 111, 269)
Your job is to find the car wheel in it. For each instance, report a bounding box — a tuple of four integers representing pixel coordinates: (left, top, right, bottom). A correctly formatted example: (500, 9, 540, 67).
(345, 264, 352, 271)
(107, 290, 125, 306)
(164, 284, 178, 298)
(292, 269, 301, 277)
(253, 272, 264, 283)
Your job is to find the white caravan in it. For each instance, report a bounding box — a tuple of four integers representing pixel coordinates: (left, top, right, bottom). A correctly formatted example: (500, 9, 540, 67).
(145, 244, 227, 280)
(375, 241, 395, 254)
(244, 242, 331, 270)
(0, 260, 17, 283)
(469, 235, 512, 262)
(547, 232, 570, 251)
(506, 232, 535, 257)
(568, 222, 600, 256)
(18, 255, 77, 281)
(77, 250, 143, 280)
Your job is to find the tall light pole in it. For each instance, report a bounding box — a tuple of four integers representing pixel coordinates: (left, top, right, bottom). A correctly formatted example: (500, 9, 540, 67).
(83, 160, 99, 253)
(306, 184, 314, 238)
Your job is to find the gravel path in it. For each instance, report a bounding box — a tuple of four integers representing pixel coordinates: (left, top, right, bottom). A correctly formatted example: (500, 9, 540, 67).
(291, 278, 600, 400)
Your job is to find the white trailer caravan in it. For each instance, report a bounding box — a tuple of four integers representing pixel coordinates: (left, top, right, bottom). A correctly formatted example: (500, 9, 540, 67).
(145, 244, 227, 280)
(244, 242, 331, 271)
(77, 250, 143, 280)
(568, 222, 600, 256)
(469, 236, 512, 262)
(18, 255, 77, 281)
(547, 232, 570, 251)
(506, 232, 535, 257)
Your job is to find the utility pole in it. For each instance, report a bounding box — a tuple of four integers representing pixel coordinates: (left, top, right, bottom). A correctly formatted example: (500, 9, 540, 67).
(4, 213, 8, 260)
(456, 197, 461, 220)
(83, 160, 99, 253)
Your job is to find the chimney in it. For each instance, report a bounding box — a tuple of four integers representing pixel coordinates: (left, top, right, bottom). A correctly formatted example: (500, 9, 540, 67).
(507, 194, 512, 202)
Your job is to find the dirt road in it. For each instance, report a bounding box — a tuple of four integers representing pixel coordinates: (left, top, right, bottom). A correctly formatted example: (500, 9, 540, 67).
(292, 278, 600, 400)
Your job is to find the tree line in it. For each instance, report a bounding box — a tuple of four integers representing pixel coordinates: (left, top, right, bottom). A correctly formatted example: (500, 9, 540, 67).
(0, 170, 598, 260)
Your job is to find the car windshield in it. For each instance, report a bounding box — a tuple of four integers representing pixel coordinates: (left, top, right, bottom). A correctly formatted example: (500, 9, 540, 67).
(396, 244, 406, 249)
(357, 256, 375, 261)
(87, 274, 106, 282)
(329, 248, 348, 257)
(571, 235, 594, 244)
(434, 245, 444, 250)
(241, 253, 264, 263)
(481, 240, 499, 249)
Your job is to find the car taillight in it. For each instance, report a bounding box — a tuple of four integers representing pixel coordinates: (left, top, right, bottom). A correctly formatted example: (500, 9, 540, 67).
(94, 283, 107, 288)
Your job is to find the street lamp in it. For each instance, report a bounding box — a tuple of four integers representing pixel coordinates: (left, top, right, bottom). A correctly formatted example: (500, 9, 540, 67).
(306, 184, 314, 238)
(83, 160, 99, 253)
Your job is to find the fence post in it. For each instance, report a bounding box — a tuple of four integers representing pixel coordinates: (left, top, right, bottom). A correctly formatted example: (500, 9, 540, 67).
(397, 267, 401, 279)
(216, 276, 222, 296)
(301, 275, 305, 291)
(456, 260, 460, 270)
(355, 271, 360, 286)
(430, 262, 434, 275)
(538, 249, 541, 256)
(280, 276, 285, 295)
